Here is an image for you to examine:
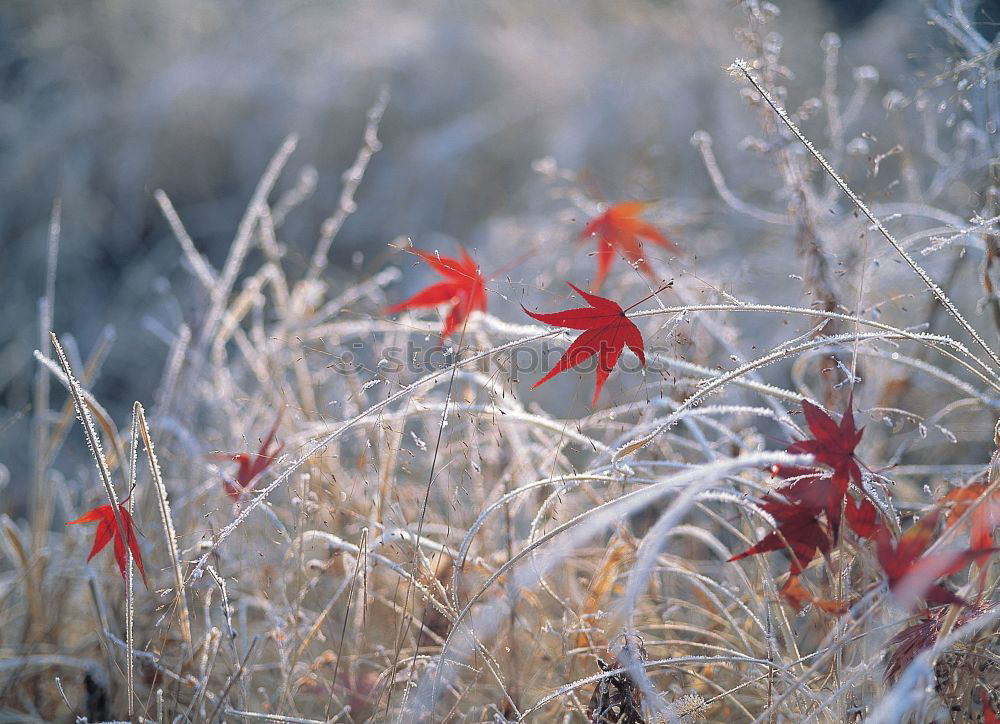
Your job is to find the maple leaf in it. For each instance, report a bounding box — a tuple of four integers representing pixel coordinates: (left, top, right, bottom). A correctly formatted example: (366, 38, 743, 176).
(787, 396, 863, 495)
(884, 601, 989, 681)
(67, 499, 148, 588)
(580, 202, 679, 291)
(876, 511, 998, 608)
(985, 691, 1000, 724)
(773, 465, 877, 539)
(729, 470, 873, 608)
(386, 246, 486, 339)
(217, 415, 284, 502)
(784, 396, 876, 538)
(522, 283, 645, 405)
(767, 468, 830, 511)
(728, 486, 832, 575)
(844, 495, 878, 538)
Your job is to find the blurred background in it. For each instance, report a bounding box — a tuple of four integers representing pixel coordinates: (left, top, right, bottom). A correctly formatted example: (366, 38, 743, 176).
(1, 0, 993, 508)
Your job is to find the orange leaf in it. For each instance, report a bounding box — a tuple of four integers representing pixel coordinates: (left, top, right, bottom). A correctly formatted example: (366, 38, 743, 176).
(386, 246, 486, 339)
(876, 511, 998, 608)
(580, 202, 679, 291)
(575, 536, 634, 650)
(942, 482, 999, 556)
(780, 575, 847, 614)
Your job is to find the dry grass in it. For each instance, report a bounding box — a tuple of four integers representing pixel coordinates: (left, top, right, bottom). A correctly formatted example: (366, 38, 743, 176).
(5, 1, 1000, 722)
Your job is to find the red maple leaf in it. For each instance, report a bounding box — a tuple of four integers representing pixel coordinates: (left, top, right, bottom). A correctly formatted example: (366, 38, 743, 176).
(729, 482, 833, 575)
(784, 396, 876, 538)
(217, 415, 284, 502)
(876, 511, 997, 607)
(386, 246, 486, 339)
(984, 691, 999, 724)
(522, 283, 645, 405)
(844, 495, 878, 537)
(884, 601, 989, 681)
(788, 396, 863, 493)
(67, 499, 148, 588)
(580, 202, 679, 292)
(730, 471, 871, 612)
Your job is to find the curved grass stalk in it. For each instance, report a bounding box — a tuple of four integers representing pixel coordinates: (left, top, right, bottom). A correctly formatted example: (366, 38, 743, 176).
(293, 402, 609, 454)
(421, 451, 813, 714)
(730, 58, 1000, 375)
(299, 530, 513, 716)
(484, 302, 1000, 402)
(50, 333, 128, 573)
(867, 604, 1000, 722)
(449, 473, 639, 609)
(516, 653, 802, 721)
(627, 301, 1000, 390)
(201, 134, 299, 347)
(188, 329, 558, 580)
(612, 330, 977, 464)
(35, 349, 127, 473)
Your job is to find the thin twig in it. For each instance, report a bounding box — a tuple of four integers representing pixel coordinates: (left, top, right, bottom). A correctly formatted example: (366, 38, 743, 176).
(306, 86, 389, 282)
(154, 189, 218, 292)
(52, 333, 129, 564)
(31, 198, 61, 551)
(126, 406, 140, 720)
(207, 637, 260, 724)
(135, 402, 192, 647)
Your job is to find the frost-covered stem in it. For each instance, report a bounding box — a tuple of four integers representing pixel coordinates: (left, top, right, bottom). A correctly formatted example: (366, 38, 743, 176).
(126, 406, 139, 720)
(689, 131, 790, 225)
(306, 86, 389, 282)
(189, 329, 557, 579)
(154, 189, 218, 292)
(33, 350, 127, 465)
(206, 637, 260, 724)
(153, 324, 191, 422)
(224, 712, 326, 724)
(426, 452, 814, 714)
(272, 164, 318, 227)
(612, 329, 969, 462)
(395, 317, 490, 718)
(206, 566, 240, 663)
(201, 134, 299, 347)
(183, 627, 221, 721)
(623, 302, 997, 389)
(51, 333, 128, 557)
(135, 402, 192, 647)
(325, 528, 368, 721)
(306, 266, 400, 327)
(821, 33, 843, 159)
(31, 199, 61, 552)
(729, 58, 1000, 373)
(40, 325, 116, 469)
